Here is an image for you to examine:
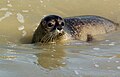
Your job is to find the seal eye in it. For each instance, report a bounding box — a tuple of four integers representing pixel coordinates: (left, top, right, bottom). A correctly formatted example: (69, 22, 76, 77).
(61, 22, 64, 26)
(48, 23, 54, 27)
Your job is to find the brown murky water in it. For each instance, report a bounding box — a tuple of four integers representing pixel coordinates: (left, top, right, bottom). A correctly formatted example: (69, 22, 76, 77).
(0, 0, 120, 77)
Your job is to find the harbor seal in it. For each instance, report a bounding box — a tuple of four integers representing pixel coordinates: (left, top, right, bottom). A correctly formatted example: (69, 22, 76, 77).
(31, 15, 118, 44)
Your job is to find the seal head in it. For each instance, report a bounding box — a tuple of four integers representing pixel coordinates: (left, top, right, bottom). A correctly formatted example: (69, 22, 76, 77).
(32, 15, 65, 43)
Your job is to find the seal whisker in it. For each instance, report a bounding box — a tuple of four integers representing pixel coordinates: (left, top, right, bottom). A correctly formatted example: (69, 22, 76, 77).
(49, 34, 53, 43)
(40, 34, 49, 43)
(45, 34, 53, 43)
(52, 34, 56, 42)
(40, 36, 51, 45)
(41, 33, 54, 44)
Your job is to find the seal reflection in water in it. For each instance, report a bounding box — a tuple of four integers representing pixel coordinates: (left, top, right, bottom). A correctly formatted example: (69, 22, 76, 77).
(32, 15, 118, 44)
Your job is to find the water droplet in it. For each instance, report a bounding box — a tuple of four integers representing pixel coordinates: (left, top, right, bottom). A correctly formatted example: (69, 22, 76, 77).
(40, 0, 43, 3)
(0, 8, 8, 11)
(7, 0, 10, 3)
(109, 43, 114, 46)
(22, 10, 29, 13)
(22, 30, 27, 36)
(93, 48, 100, 50)
(62, 62, 66, 65)
(52, 49, 56, 52)
(109, 42, 115, 46)
(75, 42, 83, 45)
(74, 70, 79, 75)
(51, 55, 54, 57)
(117, 66, 120, 69)
(0, 12, 12, 22)
(7, 42, 17, 47)
(116, 61, 119, 63)
(7, 4, 12, 7)
(109, 56, 116, 59)
(94, 64, 99, 67)
(105, 40, 110, 42)
(5, 12, 12, 16)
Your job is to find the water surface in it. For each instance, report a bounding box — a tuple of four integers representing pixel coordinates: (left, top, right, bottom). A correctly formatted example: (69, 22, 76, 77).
(0, 0, 120, 77)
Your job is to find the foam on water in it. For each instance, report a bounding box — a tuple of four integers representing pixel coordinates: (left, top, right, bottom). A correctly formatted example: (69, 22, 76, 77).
(117, 66, 120, 69)
(7, 4, 12, 7)
(0, 12, 12, 22)
(17, 13, 25, 23)
(18, 25, 25, 31)
(22, 30, 27, 36)
(0, 8, 8, 11)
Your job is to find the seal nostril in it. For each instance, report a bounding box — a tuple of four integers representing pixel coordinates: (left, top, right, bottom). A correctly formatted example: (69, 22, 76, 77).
(57, 27, 62, 30)
(58, 33, 63, 36)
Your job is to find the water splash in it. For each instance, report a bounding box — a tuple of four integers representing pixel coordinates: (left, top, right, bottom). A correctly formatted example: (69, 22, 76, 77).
(94, 64, 99, 67)
(7, 0, 10, 3)
(22, 30, 27, 36)
(117, 66, 120, 69)
(7, 4, 12, 7)
(18, 25, 25, 31)
(17, 13, 25, 23)
(22, 10, 29, 13)
(115, 61, 119, 63)
(93, 48, 100, 51)
(74, 70, 79, 75)
(109, 42, 116, 46)
(0, 11, 12, 22)
(40, 0, 44, 3)
(0, 8, 8, 11)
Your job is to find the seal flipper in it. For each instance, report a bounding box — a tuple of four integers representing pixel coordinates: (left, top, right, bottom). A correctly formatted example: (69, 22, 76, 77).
(86, 34, 93, 42)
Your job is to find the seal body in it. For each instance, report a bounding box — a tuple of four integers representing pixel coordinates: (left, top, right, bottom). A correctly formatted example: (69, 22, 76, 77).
(32, 15, 118, 43)
(64, 15, 118, 41)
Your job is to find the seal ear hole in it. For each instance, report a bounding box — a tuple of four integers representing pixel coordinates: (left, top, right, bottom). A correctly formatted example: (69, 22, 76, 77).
(61, 22, 65, 26)
(42, 21, 46, 26)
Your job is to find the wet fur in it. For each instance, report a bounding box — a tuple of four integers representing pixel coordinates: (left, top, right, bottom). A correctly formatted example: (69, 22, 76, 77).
(32, 15, 118, 44)
(32, 15, 65, 44)
(63, 15, 118, 41)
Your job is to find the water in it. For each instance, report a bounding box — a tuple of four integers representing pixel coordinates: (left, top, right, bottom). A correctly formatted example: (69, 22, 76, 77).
(0, 0, 120, 77)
